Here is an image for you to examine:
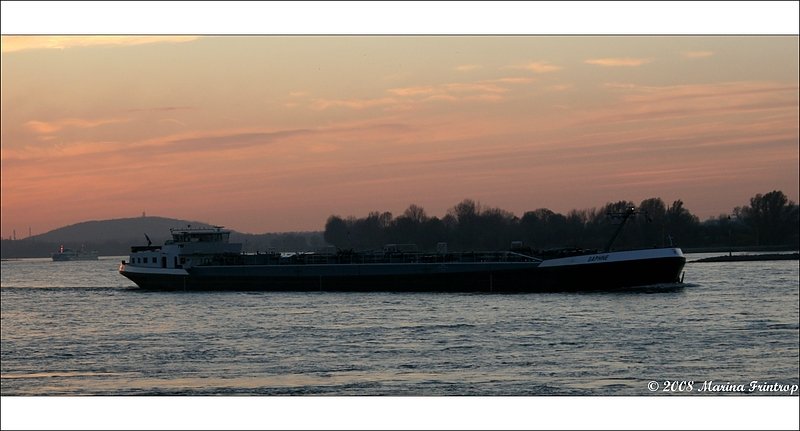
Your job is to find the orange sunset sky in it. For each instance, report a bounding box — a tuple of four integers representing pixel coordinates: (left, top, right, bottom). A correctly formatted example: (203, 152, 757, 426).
(1, 10, 799, 238)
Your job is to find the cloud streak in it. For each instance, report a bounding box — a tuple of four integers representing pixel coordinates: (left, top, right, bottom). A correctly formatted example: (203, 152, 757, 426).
(682, 51, 714, 58)
(126, 106, 194, 113)
(1, 36, 199, 53)
(308, 76, 537, 111)
(585, 57, 653, 67)
(454, 64, 481, 72)
(507, 61, 562, 73)
(23, 117, 132, 134)
(310, 97, 399, 110)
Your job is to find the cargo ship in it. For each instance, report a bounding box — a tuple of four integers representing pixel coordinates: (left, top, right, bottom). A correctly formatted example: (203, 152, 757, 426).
(118, 216, 686, 292)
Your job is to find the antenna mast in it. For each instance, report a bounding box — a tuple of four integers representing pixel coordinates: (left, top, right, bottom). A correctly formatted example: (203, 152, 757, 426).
(604, 206, 644, 252)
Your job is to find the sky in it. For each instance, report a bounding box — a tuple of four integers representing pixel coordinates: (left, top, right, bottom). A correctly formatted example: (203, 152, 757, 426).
(1, 8, 799, 238)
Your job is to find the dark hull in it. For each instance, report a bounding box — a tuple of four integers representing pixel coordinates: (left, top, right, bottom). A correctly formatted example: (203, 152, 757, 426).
(120, 255, 686, 292)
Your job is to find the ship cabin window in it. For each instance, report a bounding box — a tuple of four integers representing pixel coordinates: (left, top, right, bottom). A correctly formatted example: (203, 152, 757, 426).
(171, 231, 229, 243)
(152, 257, 157, 264)
(196, 233, 228, 242)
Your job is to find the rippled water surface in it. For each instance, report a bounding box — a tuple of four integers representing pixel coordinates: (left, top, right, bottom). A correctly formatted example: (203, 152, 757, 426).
(2, 254, 798, 396)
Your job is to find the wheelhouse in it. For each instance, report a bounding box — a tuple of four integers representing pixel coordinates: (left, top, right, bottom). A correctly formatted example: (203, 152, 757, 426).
(125, 226, 241, 270)
(168, 226, 231, 244)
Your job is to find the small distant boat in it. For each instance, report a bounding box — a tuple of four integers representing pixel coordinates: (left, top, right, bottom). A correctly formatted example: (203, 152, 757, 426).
(51, 245, 99, 261)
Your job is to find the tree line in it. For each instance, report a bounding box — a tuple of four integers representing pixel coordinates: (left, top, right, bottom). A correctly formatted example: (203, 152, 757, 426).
(323, 190, 799, 252)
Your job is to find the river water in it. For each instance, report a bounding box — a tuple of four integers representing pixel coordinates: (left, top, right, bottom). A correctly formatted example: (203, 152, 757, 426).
(1, 253, 798, 427)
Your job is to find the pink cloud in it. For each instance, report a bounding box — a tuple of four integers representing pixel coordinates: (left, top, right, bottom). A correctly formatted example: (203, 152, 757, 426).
(387, 86, 437, 97)
(443, 82, 508, 94)
(383, 77, 534, 106)
(23, 117, 132, 134)
(597, 81, 795, 112)
(310, 97, 399, 110)
(488, 77, 536, 85)
(508, 61, 562, 73)
(126, 106, 194, 113)
(454, 64, 481, 72)
(585, 57, 653, 67)
(2, 36, 199, 53)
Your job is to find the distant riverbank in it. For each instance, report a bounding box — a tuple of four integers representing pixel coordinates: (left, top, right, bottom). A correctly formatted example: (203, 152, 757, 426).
(683, 245, 799, 254)
(690, 252, 799, 263)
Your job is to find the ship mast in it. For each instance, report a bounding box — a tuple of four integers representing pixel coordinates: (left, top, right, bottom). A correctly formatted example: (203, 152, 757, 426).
(604, 206, 647, 252)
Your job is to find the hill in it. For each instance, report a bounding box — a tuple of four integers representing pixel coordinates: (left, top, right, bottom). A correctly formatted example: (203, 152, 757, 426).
(1, 216, 326, 259)
(30, 216, 212, 245)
